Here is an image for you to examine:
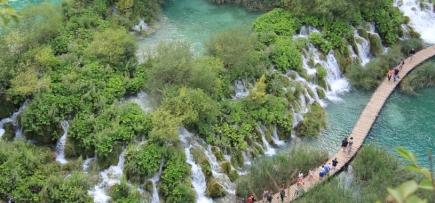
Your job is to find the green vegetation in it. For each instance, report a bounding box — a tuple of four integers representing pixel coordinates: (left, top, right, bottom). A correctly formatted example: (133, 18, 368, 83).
(294, 144, 434, 203)
(0, 0, 19, 26)
(347, 44, 403, 89)
(0, 141, 93, 202)
(401, 60, 435, 95)
(294, 102, 327, 137)
(236, 145, 328, 199)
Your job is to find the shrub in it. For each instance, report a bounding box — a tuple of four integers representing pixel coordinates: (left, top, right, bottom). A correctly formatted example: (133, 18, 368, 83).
(253, 8, 301, 37)
(236, 145, 328, 199)
(369, 34, 383, 56)
(270, 37, 303, 73)
(400, 60, 435, 95)
(309, 32, 332, 53)
(400, 38, 426, 55)
(294, 102, 327, 137)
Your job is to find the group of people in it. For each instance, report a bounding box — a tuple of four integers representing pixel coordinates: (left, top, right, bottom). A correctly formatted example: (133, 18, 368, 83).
(387, 48, 416, 82)
(252, 136, 357, 203)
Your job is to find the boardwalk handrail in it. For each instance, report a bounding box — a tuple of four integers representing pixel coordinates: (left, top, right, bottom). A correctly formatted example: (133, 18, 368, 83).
(266, 45, 435, 203)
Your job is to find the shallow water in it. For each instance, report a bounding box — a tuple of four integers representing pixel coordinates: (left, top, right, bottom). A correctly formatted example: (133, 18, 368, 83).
(136, 0, 262, 55)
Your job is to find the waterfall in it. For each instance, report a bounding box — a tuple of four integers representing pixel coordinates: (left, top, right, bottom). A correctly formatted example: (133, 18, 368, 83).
(354, 32, 370, 66)
(179, 128, 213, 203)
(88, 149, 126, 203)
(125, 92, 153, 113)
(202, 145, 236, 195)
(82, 156, 94, 172)
(132, 18, 149, 32)
(242, 151, 251, 166)
(232, 80, 250, 99)
(55, 120, 69, 164)
(396, 0, 435, 44)
(338, 165, 355, 190)
(271, 126, 286, 146)
(348, 45, 359, 62)
(257, 126, 276, 156)
(0, 101, 26, 140)
(150, 159, 165, 203)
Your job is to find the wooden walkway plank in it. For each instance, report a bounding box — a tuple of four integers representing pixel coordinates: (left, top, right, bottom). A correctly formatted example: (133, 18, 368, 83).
(263, 45, 435, 203)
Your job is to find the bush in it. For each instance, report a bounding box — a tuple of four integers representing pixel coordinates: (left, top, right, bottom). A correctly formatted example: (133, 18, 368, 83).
(400, 38, 426, 55)
(369, 34, 383, 56)
(294, 102, 327, 137)
(253, 8, 301, 37)
(309, 32, 332, 53)
(270, 37, 303, 73)
(295, 144, 434, 203)
(400, 60, 435, 95)
(236, 145, 328, 199)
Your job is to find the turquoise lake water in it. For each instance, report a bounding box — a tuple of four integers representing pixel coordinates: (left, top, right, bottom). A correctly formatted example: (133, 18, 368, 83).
(10, 0, 435, 167)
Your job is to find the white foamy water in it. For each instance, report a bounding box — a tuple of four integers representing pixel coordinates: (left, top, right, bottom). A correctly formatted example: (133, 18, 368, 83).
(233, 80, 250, 99)
(354, 33, 371, 66)
(272, 126, 286, 146)
(396, 0, 435, 44)
(132, 18, 149, 33)
(179, 128, 213, 203)
(125, 92, 153, 113)
(257, 125, 276, 156)
(0, 101, 27, 140)
(150, 159, 165, 203)
(55, 120, 69, 164)
(88, 150, 126, 203)
(82, 156, 94, 172)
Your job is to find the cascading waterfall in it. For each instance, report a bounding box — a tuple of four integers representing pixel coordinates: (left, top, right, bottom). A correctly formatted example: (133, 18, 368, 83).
(202, 145, 236, 195)
(55, 120, 69, 164)
(179, 128, 213, 203)
(125, 92, 153, 113)
(0, 101, 27, 140)
(257, 126, 276, 156)
(396, 0, 435, 44)
(150, 159, 165, 203)
(88, 149, 126, 203)
(232, 80, 250, 99)
(354, 32, 371, 66)
(82, 156, 95, 172)
(272, 126, 286, 146)
(132, 18, 149, 33)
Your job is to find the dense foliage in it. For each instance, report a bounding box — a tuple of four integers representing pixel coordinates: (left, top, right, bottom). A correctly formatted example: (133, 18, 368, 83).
(401, 60, 435, 95)
(0, 141, 93, 202)
(294, 144, 434, 203)
(236, 145, 328, 199)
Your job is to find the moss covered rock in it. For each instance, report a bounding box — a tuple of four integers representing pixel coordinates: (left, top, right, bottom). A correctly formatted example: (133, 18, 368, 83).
(249, 147, 260, 159)
(220, 161, 231, 176)
(357, 28, 368, 39)
(316, 87, 326, 99)
(1, 123, 15, 141)
(211, 146, 225, 162)
(206, 179, 226, 198)
(404, 16, 410, 24)
(295, 102, 327, 137)
(230, 151, 244, 168)
(98, 144, 123, 169)
(369, 34, 383, 56)
(145, 180, 153, 193)
(229, 170, 239, 182)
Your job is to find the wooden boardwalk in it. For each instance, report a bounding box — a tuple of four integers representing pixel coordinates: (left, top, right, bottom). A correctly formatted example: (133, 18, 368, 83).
(264, 45, 435, 203)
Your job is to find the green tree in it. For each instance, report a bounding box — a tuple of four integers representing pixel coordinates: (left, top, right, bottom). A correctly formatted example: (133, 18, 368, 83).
(146, 40, 194, 94)
(83, 28, 137, 67)
(204, 26, 269, 81)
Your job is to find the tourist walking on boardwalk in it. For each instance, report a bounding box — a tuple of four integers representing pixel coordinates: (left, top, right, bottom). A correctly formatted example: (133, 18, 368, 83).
(393, 67, 400, 82)
(387, 69, 393, 81)
(308, 169, 314, 181)
(323, 162, 331, 176)
(280, 184, 286, 202)
(341, 137, 348, 152)
(294, 181, 302, 196)
(332, 158, 338, 170)
(267, 191, 273, 203)
(399, 59, 405, 70)
(347, 137, 354, 156)
(262, 188, 268, 202)
(319, 165, 325, 180)
(409, 48, 416, 62)
(298, 171, 304, 184)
